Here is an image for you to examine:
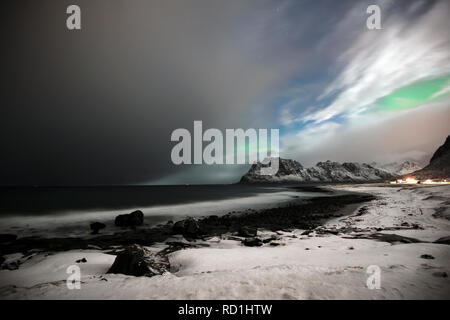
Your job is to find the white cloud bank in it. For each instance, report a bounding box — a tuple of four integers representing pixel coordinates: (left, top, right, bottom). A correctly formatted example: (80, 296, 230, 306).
(303, 0, 450, 123)
(281, 0, 450, 167)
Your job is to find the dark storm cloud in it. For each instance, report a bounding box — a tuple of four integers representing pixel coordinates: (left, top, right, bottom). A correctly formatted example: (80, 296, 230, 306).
(0, 0, 289, 185)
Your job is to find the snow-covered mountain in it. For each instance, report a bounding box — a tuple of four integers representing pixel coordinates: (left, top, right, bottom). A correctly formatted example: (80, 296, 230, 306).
(240, 158, 396, 183)
(371, 161, 423, 175)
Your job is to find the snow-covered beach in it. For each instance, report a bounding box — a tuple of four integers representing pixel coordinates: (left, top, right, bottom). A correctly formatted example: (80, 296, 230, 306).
(0, 184, 449, 299)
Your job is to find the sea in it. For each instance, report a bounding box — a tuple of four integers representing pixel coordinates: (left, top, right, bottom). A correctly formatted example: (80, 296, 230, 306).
(0, 185, 330, 238)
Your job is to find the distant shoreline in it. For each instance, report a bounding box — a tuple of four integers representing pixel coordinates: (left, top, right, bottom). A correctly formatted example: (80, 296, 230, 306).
(0, 188, 374, 256)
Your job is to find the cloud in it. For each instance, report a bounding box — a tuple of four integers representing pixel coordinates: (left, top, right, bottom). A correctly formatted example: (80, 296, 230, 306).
(431, 83, 450, 100)
(302, 0, 450, 123)
(282, 99, 450, 167)
(277, 0, 450, 168)
(1, 0, 304, 185)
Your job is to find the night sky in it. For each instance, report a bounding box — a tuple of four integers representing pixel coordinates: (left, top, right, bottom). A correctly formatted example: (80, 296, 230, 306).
(1, 0, 449, 185)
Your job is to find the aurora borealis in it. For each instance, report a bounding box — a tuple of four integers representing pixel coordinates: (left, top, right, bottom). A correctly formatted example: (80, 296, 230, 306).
(375, 75, 450, 112)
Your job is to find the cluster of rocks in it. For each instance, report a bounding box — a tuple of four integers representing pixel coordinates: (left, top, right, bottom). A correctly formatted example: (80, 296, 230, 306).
(0, 192, 383, 276)
(0, 193, 378, 257)
(172, 217, 203, 238)
(87, 210, 145, 235)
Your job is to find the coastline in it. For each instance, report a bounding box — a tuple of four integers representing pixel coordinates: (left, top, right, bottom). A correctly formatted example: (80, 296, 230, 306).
(0, 187, 372, 255)
(0, 184, 449, 299)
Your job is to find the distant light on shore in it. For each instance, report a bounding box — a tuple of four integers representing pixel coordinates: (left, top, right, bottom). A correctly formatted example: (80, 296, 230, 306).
(389, 178, 449, 185)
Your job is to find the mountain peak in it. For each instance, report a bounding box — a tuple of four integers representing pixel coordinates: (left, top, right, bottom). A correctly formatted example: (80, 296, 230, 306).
(240, 158, 395, 183)
(407, 134, 450, 179)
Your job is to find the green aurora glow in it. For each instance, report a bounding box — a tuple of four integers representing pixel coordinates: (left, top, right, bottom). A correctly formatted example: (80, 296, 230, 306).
(374, 74, 450, 112)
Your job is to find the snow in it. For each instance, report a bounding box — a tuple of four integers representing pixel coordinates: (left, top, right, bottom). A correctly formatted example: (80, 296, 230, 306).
(0, 251, 115, 288)
(1, 184, 449, 299)
(327, 184, 450, 242)
(372, 161, 423, 175)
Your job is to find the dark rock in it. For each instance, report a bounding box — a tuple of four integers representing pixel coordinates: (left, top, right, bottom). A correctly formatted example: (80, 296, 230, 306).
(171, 218, 203, 238)
(316, 228, 339, 235)
(356, 206, 369, 216)
(432, 271, 448, 278)
(90, 222, 106, 234)
(420, 254, 434, 259)
(434, 236, 450, 245)
(2, 261, 19, 270)
(0, 256, 4, 265)
(407, 134, 450, 179)
(0, 234, 17, 243)
(242, 237, 263, 247)
(172, 220, 185, 234)
(76, 258, 87, 263)
(204, 215, 220, 225)
(114, 215, 127, 227)
(107, 244, 169, 277)
(115, 210, 144, 227)
(184, 218, 201, 237)
(237, 226, 257, 237)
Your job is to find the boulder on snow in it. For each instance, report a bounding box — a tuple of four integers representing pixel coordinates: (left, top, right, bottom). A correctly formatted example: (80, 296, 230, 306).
(237, 226, 257, 237)
(114, 210, 144, 227)
(107, 244, 169, 277)
(242, 237, 263, 247)
(172, 218, 203, 238)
